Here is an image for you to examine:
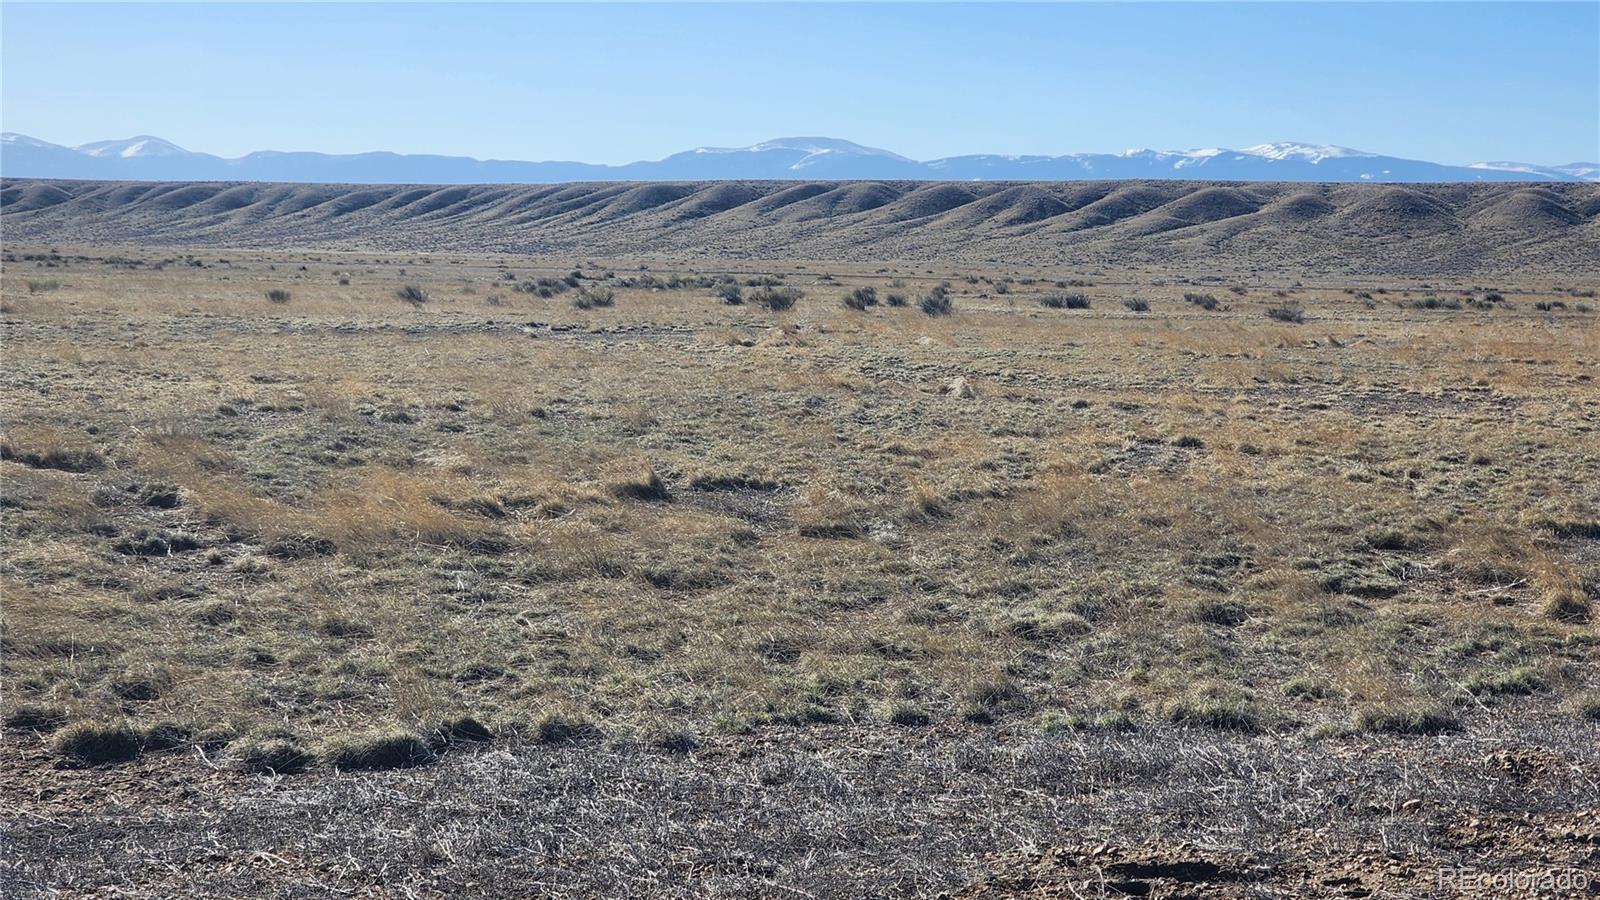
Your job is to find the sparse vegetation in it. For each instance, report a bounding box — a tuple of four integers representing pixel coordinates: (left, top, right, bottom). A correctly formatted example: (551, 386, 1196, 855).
(396, 284, 428, 304)
(841, 285, 878, 310)
(325, 729, 436, 771)
(50, 721, 144, 766)
(749, 286, 802, 311)
(2, 242, 1598, 896)
(1039, 293, 1090, 310)
(572, 286, 615, 309)
(266, 288, 291, 304)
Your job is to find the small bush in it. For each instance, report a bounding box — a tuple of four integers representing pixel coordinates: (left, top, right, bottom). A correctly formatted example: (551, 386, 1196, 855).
(265, 289, 291, 304)
(841, 286, 878, 311)
(26, 279, 61, 294)
(397, 285, 428, 305)
(325, 729, 436, 771)
(920, 283, 954, 317)
(717, 283, 743, 305)
(50, 721, 143, 765)
(885, 292, 908, 307)
(572, 287, 615, 310)
(1401, 296, 1462, 310)
(750, 287, 802, 311)
(1123, 298, 1150, 312)
(1265, 305, 1305, 323)
(1183, 293, 1221, 311)
(1040, 293, 1090, 310)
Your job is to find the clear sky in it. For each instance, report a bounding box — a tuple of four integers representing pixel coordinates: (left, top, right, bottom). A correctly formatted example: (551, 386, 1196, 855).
(3, 2, 1596, 165)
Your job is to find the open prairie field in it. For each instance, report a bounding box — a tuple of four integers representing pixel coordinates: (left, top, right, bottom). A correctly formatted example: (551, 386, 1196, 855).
(2, 213, 1598, 895)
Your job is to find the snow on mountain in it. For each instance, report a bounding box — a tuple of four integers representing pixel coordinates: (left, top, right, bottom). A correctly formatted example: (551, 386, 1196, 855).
(1239, 142, 1376, 163)
(75, 135, 190, 158)
(2, 133, 1593, 184)
(2, 132, 68, 150)
(1471, 161, 1600, 181)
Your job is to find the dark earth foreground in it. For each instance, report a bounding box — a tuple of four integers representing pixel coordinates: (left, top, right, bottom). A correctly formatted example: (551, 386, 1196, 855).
(4, 717, 1596, 898)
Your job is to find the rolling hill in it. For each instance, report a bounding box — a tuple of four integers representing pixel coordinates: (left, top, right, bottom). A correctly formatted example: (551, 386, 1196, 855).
(5, 177, 1598, 277)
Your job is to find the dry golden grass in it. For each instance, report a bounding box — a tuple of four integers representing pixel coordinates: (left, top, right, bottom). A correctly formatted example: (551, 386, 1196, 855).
(2, 245, 1596, 757)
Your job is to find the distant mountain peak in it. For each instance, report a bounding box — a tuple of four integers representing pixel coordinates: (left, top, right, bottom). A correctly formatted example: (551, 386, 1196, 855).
(75, 135, 189, 159)
(1239, 142, 1376, 163)
(693, 136, 914, 163)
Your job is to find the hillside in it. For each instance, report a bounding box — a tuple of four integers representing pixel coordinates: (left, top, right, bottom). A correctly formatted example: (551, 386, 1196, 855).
(5, 178, 1599, 276)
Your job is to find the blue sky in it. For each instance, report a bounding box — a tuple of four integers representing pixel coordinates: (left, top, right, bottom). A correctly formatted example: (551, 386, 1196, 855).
(3, 2, 1596, 165)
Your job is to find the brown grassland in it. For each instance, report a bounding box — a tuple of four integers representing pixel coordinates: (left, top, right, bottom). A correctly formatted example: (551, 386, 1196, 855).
(2, 242, 1598, 896)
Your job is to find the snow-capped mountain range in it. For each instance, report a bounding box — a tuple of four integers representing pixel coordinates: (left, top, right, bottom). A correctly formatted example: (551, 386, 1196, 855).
(2, 133, 1594, 184)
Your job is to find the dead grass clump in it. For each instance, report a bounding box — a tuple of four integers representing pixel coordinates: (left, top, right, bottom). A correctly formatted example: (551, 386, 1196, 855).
(1163, 686, 1262, 732)
(962, 679, 1026, 723)
(1184, 598, 1248, 627)
(1535, 558, 1592, 623)
(4, 703, 67, 732)
(50, 721, 144, 765)
(607, 458, 670, 502)
(1441, 522, 1534, 586)
(1571, 693, 1600, 721)
(533, 712, 601, 744)
(432, 716, 494, 748)
(886, 702, 931, 727)
(1465, 665, 1547, 697)
(0, 428, 105, 472)
(235, 737, 315, 774)
(1353, 702, 1461, 735)
(317, 468, 489, 553)
(325, 729, 436, 771)
(795, 483, 869, 538)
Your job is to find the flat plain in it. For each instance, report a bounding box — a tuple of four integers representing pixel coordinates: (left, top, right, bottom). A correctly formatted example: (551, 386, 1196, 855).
(2, 178, 1598, 897)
